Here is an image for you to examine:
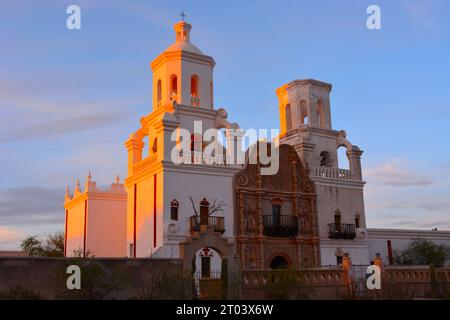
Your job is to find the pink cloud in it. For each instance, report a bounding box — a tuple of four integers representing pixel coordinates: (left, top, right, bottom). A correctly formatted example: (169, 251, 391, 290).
(0, 227, 23, 250)
(364, 159, 433, 186)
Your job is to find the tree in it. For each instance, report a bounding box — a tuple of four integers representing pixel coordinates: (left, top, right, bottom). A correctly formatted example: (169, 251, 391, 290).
(43, 231, 65, 257)
(20, 231, 65, 257)
(394, 239, 450, 267)
(21, 235, 44, 257)
(189, 196, 226, 216)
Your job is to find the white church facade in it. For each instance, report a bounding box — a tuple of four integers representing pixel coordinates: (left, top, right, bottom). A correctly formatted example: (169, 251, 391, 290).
(63, 19, 450, 271)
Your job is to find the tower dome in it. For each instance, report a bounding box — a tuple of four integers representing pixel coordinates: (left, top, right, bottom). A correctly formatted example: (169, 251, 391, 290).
(151, 19, 215, 110)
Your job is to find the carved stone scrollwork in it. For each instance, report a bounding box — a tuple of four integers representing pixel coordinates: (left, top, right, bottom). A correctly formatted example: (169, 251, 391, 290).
(236, 174, 249, 187)
(302, 180, 314, 193)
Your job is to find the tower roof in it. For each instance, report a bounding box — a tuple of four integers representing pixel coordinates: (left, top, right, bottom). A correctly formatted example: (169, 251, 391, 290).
(164, 20, 203, 54)
(151, 19, 215, 71)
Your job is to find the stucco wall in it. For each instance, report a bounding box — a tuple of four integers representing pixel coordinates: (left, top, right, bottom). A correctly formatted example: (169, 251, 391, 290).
(367, 228, 450, 265)
(66, 201, 86, 256)
(87, 197, 127, 257)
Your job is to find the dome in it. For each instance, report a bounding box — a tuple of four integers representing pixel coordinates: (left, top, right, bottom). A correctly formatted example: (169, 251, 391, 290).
(165, 40, 203, 55)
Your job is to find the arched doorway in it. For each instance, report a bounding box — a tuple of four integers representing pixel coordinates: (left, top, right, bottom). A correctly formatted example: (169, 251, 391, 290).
(270, 255, 289, 270)
(193, 247, 223, 299)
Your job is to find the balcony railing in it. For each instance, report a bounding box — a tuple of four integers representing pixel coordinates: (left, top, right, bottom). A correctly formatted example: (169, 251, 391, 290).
(328, 223, 356, 240)
(190, 215, 225, 234)
(191, 97, 200, 107)
(314, 167, 353, 180)
(262, 215, 298, 237)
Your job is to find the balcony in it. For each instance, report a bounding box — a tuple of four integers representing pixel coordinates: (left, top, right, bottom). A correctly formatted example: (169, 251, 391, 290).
(262, 215, 298, 237)
(314, 167, 353, 180)
(191, 97, 200, 107)
(328, 223, 356, 240)
(190, 215, 225, 234)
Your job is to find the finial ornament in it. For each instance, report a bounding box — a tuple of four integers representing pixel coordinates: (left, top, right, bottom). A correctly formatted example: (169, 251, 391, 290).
(179, 9, 186, 21)
(65, 185, 71, 202)
(87, 170, 92, 182)
(75, 179, 81, 194)
(115, 174, 120, 184)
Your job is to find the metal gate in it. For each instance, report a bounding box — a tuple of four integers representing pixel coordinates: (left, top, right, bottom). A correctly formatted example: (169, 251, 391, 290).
(193, 270, 224, 299)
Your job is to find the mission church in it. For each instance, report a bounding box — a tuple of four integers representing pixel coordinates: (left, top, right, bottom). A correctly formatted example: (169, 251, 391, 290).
(63, 18, 450, 275)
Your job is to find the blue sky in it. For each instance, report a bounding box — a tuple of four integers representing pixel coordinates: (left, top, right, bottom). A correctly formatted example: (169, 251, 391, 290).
(1, 0, 450, 249)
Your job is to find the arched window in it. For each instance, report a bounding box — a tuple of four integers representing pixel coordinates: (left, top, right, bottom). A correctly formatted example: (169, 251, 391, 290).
(191, 75, 199, 106)
(170, 75, 178, 100)
(152, 137, 158, 154)
(157, 79, 162, 103)
(320, 151, 331, 167)
(355, 212, 360, 228)
(300, 100, 308, 125)
(142, 135, 149, 159)
(285, 104, 292, 131)
(270, 255, 288, 270)
(317, 99, 324, 128)
(191, 75, 199, 97)
(337, 146, 350, 169)
(171, 199, 179, 221)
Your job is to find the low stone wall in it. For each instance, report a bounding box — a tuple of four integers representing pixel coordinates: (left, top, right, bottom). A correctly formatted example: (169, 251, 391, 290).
(241, 268, 348, 299)
(382, 266, 450, 299)
(1, 258, 449, 300)
(0, 257, 185, 300)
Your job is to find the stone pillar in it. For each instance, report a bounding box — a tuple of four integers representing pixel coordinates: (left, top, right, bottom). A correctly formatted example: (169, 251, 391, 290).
(199, 198, 209, 231)
(257, 191, 263, 236)
(347, 147, 363, 180)
(238, 191, 245, 235)
(125, 135, 144, 175)
(374, 253, 384, 270)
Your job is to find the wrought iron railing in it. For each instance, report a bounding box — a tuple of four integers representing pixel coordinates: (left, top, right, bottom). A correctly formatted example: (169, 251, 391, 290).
(190, 215, 225, 234)
(328, 223, 356, 239)
(262, 215, 298, 237)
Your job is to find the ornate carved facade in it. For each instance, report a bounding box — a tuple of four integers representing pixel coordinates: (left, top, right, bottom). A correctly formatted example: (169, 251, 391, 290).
(233, 144, 320, 270)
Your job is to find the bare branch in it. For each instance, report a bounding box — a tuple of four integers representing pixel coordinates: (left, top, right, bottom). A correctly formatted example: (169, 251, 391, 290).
(189, 196, 199, 216)
(209, 198, 226, 215)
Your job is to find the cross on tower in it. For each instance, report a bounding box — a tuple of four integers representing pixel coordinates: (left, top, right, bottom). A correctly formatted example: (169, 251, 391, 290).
(179, 10, 186, 21)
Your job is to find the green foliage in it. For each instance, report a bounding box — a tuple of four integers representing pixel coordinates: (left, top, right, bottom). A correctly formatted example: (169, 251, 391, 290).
(72, 247, 94, 258)
(0, 286, 43, 300)
(20, 231, 65, 257)
(44, 232, 65, 257)
(265, 269, 311, 300)
(135, 266, 193, 300)
(394, 239, 450, 267)
(58, 260, 129, 300)
(21, 235, 44, 257)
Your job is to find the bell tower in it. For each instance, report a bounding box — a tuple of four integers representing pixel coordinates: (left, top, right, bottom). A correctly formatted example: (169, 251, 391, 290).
(151, 19, 215, 110)
(276, 79, 370, 266)
(276, 79, 332, 135)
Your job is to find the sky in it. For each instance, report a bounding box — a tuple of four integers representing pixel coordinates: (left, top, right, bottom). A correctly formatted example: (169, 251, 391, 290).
(1, 0, 450, 249)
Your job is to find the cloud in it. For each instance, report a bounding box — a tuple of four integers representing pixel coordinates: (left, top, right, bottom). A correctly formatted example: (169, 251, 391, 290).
(0, 186, 64, 226)
(0, 77, 145, 143)
(0, 227, 24, 249)
(0, 111, 128, 143)
(371, 199, 450, 211)
(364, 159, 433, 186)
